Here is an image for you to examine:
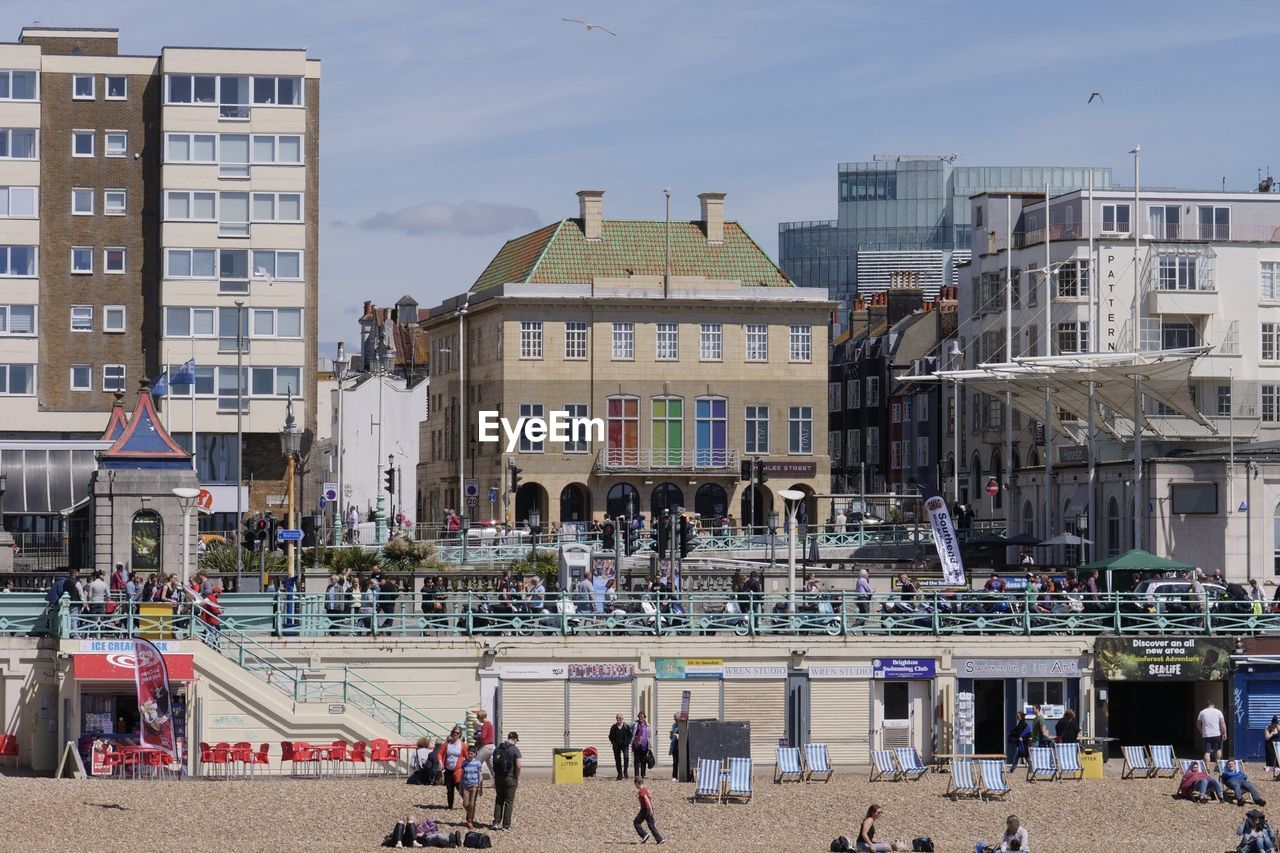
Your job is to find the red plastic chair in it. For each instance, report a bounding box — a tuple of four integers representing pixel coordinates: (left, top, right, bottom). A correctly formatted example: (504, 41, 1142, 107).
(199, 741, 217, 777)
(142, 748, 174, 780)
(368, 738, 396, 774)
(99, 746, 126, 778)
(211, 741, 232, 778)
(249, 743, 271, 776)
(328, 741, 351, 776)
(293, 741, 323, 777)
(0, 734, 18, 769)
(231, 741, 253, 778)
(281, 741, 297, 776)
(349, 741, 367, 774)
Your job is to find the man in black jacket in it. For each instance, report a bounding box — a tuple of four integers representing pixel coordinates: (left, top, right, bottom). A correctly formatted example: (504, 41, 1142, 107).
(608, 713, 634, 780)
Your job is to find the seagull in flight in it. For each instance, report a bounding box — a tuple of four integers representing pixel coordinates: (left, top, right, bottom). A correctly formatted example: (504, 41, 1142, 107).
(562, 18, 617, 36)
(1087, 91, 1103, 103)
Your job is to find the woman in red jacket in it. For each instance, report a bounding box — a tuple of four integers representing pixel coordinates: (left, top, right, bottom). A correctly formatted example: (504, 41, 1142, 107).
(433, 725, 470, 809)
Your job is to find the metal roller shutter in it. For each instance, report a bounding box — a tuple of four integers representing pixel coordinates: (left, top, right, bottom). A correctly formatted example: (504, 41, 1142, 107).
(809, 679, 871, 766)
(568, 681, 634, 752)
(656, 681, 722, 766)
(499, 681, 566, 768)
(723, 680, 786, 761)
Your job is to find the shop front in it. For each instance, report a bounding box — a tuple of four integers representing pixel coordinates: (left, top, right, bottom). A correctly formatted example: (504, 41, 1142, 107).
(871, 658, 935, 757)
(1094, 636, 1232, 758)
(1230, 638, 1280, 762)
(955, 656, 1085, 756)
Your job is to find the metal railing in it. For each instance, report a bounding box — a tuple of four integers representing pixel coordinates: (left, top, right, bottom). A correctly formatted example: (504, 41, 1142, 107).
(595, 448, 741, 472)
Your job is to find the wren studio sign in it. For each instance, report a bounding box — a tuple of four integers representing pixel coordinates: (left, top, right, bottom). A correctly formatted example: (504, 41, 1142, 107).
(477, 410, 605, 452)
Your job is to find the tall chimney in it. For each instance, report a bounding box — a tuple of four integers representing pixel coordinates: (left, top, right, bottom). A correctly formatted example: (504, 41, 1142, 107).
(699, 192, 726, 244)
(577, 190, 605, 241)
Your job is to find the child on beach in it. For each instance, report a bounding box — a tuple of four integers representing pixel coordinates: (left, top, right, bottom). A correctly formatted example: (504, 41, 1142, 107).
(633, 775, 664, 844)
(461, 753, 483, 829)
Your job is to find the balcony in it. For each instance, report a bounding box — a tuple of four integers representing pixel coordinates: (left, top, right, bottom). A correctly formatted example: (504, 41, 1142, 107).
(1147, 287, 1218, 316)
(595, 448, 741, 474)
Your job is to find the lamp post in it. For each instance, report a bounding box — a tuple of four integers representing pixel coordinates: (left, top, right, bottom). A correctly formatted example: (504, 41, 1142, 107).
(234, 298, 245, 583)
(279, 391, 302, 583)
(172, 487, 200, 587)
(332, 342, 348, 547)
(778, 489, 804, 612)
(456, 296, 470, 521)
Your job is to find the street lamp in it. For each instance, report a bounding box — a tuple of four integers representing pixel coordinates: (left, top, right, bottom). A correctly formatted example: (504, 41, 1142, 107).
(172, 487, 200, 587)
(279, 391, 302, 582)
(332, 342, 348, 547)
(778, 489, 805, 612)
(456, 296, 470, 521)
(768, 511, 779, 565)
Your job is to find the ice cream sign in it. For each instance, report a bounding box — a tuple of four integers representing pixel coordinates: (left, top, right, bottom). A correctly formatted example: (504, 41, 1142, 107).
(871, 658, 936, 679)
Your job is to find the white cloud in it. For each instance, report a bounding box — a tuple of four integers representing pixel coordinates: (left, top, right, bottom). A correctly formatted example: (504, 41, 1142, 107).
(359, 201, 541, 236)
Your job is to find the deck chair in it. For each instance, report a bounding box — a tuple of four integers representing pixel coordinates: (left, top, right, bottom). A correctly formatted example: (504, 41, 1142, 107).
(1273, 742, 1280, 778)
(1121, 745, 1154, 779)
(1150, 745, 1177, 778)
(945, 759, 981, 800)
(1179, 758, 1200, 775)
(1055, 743, 1084, 781)
(894, 747, 928, 781)
(869, 749, 900, 782)
(774, 746, 803, 783)
(724, 757, 753, 803)
(804, 743, 833, 782)
(694, 757, 725, 803)
(1027, 746, 1057, 782)
(979, 759, 1010, 801)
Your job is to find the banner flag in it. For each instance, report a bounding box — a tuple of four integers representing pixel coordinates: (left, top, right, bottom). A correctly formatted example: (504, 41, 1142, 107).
(922, 484, 966, 586)
(173, 358, 196, 385)
(133, 638, 177, 759)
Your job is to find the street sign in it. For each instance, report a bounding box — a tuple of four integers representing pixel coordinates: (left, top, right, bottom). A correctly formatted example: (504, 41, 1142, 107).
(323, 482, 338, 502)
(464, 478, 479, 499)
(276, 528, 303, 542)
(985, 479, 999, 496)
(488, 488, 497, 504)
(467, 495, 478, 508)
(1240, 502, 1248, 512)
(319, 497, 328, 509)
(195, 488, 214, 513)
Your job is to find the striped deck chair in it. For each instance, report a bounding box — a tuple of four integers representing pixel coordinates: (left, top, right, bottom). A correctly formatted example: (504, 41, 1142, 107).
(1273, 742, 1280, 779)
(978, 759, 1010, 801)
(1179, 758, 1200, 775)
(804, 743, 833, 782)
(1027, 746, 1057, 782)
(1150, 745, 1177, 778)
(1121, 745, 1154, 779)
(724, 757, 753, 803)
(945, 759, 981, 800)
(694, 757, 725, 803)
(869, 749, 900, 782)
(894, 747, 928, 781)
(774, 746, 803, 783)
(1055, 743, 1084, 781)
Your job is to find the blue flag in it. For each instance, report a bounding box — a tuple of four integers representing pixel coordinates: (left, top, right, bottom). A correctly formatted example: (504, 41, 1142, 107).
(151, 370, 169, 398)
(173, 358, 196, 385)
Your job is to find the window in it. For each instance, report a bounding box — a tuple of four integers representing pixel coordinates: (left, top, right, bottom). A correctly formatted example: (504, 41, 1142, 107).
(219, 134, 249, 178)
(606, 396, 639, 465)
(917, 396, 929, 421)
(745, 404, 769, 454)
(0, 186, 36, 217)
(70, 305, 93, 332)
(0, 246, 36, 276)
(788, 406, 813, 454)
(866, 376, 880, 406)
(700, 323, 722, 360)
(103, 190, 126, 216)
(789, 325, 812, 361)
(828, 382, 842, 412)
(105, 75, 126, 99)
(166, 74, 215, 104)
(219, 249, 249, 293)
(890, 440, 900, 470)
(611, 322, 634, 359)
(0, 363, 34, 394)
(1218, 385, 1232, 417)
(165, 190, 217, 221)
(70, 364, 91, 391)
(563, 403, 589, 453)
(847, 429, 861, 464)
(72, 130, 93, 157)
(73, 75, 94, 99)
(250, 192, 302, 222)
(1056, 321, 1090, 354)
(695, 397, 727, 467)
(1149, 204, 1182, 239)
(166, 249, 216, 279)
(104, 131, 127, 157)
(1198, 205, 1230, 240)
(1101, 203, 1130, 234)
(519, 321, 543, 358)
(71, 247, 92, 274)
(866, 426, 880, 463)
(891, 401, 902, 423)
(0, 304, 34, 335)
(1264, 262, 1280, 301)
(847, 378, 860, 408)
(1056, 260, 1090, 298)
(1162, 322, 1196, 350)
(651, 397, 683, 466)
(564, 321, 587, 359)
(102, 364, 126, 392)
(72, 188, 93, 215)
(220, 192, 249, 235)
(656, 323, 679, 360)
(251, 250, 302, 280)
(252, 76, 302, 106)
(518, 403, 544, 452)
(1265, 324, 1280, 361)
(218, 306, 249, 351)
(103, 306, 125, 333)
(829, 431, 843, 463)
(249, 307, 303, 339)
(103, 248, 125, 274)
(219, 75, 250, 119)
(1157, 254, 1198, 290)
(0, 70, 37, 101)
(166, 132, 217, 163)
(745, 324, 768, 361)
(0, 128, 36, 159)
(916, 436, 929, 468)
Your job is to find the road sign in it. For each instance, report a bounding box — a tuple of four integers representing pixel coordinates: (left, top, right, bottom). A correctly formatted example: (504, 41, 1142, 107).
(276, 528, 303, 542)
(464, 478, 480, 499)
(323, 482, 338, 502)
(467, 495, 478, 508)
(985, 479, 999, 496)
(319, 497, 328, 509)
(488, 488, 497, 504)
(195, 488, 214, 513)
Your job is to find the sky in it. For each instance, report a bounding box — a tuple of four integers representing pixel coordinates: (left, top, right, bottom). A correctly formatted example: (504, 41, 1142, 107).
(12, 1, 1280, 345)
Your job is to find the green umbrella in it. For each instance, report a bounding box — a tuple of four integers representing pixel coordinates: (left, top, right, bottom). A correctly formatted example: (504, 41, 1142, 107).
(1078, 549, 1196, 572)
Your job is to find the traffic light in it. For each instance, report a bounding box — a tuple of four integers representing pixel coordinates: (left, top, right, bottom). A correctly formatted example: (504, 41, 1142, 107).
(602, 520, 615, 551)
(384, 466, 396, 495)
(756, 460, 769, 486)
(740, 460, 752, 481)
(254, 515, 269, 544)
(679, 516, 693, 558)
(623, 517, 635, 556)
(244, 515, 257, 546)
(509, 464, 522, 494)
(656, 515, 670, 559)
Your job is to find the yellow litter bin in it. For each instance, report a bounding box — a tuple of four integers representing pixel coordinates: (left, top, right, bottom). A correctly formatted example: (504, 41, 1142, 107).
(553, 749, 583, 784)
(137, 602, 174, 640)
(1081, 749, 1104, 780)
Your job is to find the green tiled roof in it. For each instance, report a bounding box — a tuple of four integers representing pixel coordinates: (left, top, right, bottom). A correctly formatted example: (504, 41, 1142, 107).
(470, 218, 792, 292)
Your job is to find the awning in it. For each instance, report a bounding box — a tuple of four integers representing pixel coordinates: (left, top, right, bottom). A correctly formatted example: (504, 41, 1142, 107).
(73, 653, 195, 681)
(0, 443, 106, 515)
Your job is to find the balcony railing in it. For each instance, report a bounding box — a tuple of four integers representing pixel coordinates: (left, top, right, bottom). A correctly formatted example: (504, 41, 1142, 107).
(596, 448, 741, 473)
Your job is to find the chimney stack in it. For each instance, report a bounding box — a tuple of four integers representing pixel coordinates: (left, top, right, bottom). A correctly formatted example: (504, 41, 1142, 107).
(699, 192, 726, 244)
(577, 189, 605, 241)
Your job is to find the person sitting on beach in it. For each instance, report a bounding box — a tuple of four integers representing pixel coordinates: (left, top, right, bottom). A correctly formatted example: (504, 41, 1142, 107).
(857, 804, 889, 853)
(1177, 760, 1224, 803)
(1240, 809, 1277, 852)
(1223, 760, 1268, 807)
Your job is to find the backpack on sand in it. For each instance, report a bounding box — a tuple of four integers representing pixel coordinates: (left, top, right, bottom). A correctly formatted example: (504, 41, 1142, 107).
(829, 837, 852, 853)
(463, 830, 492, 849)
(912, 837, 934, 852)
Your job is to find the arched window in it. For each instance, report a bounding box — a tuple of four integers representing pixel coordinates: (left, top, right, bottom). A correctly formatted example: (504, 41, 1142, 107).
(695, 484, 728, 520)
(650, 483, 685, 518)
(651, 397, 684, 467)
(1021, 500, 1035, 537)
(694, 397, 728, 468)
(970, 452, 983, 503)
(606, 396, 639, 466)
(607, 483, 640, 520)
(1107, 498, 1121, 556)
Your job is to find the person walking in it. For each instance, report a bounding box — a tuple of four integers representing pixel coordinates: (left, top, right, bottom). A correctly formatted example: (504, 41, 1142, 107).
(1031, 704, 1053, 748)
(434, 725, 470, 810)
(473, 708, 496, 772)
(491, 732, 522, 832)
(1199, 699, 1228, 767)
(608, 713, 633, 780)
(669, 713, 681, 779)
(460, 750, 483, 829)
(1056, 708, 1080, 744)
(1265, 715, 1280, 775)
(86, 570, 109, 615)
(632, 775, 664, 845)
(1007, 710, 1031, 771)
(631, 711, 651, 780)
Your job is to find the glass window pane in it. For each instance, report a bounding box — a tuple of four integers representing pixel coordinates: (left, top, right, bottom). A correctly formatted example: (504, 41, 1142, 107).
(278, 309, 301, 338)
(253, 77, 275, 104)
(276, 252, 300, 279)
(193, 134, 216, 161)
(168, 250, 191, 277)
(252, 309, 273, 336)
(194, 366, 215, 395)
(9, 187, 35, 216)
(166, 307, 190, 337)
(252, 135, 274, 163)
(220, 134, 248, 164)
(251, 193, 274, 220)
(11, 130, 34, 158)
(220, 76, 248, 105)
(251, 367, 274, 395)
(278, 135, 301, 162)
(192, 249, 215, 277)
(221, 192, 248, 223)
(168, 134, 189, 161)
(193, 193, 216, 219)
(220, 249, 248, 278)
(11, 305, 33, 333)
(277, 77, 300, 105)
(192, 309, 214, 336)
(106, 76, 125, 98)
(169, 75, 192, 102)
(10, 246, 34, 275)
(0, 75, 8, 99)
(276, 367, 300, 395)
(279, 194, 300, 220)
(193, 76, 216, 103)
(168, 192, 189, 219)
(12, 71, 35, 100)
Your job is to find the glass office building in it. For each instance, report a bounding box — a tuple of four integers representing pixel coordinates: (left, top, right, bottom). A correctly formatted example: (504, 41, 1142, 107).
(780, 158, 1111, 320)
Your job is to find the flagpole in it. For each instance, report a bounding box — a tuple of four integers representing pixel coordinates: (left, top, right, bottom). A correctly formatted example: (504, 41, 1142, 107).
(191, 340, 198, 473)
